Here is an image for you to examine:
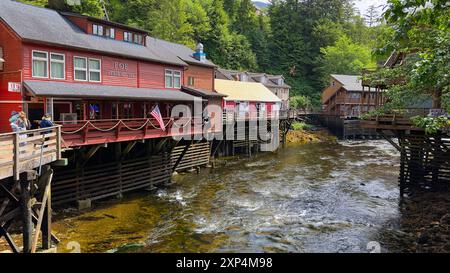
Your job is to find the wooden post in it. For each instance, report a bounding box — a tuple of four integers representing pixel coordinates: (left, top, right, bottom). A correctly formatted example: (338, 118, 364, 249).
(13, 133, 20, 181)
(41, 187, 51, 250)
(20, 171, 33, 253)
(56, 126, 62, 160)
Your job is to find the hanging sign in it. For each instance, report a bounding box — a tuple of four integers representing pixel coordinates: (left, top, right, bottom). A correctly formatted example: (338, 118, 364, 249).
(8, 82, 21, 93)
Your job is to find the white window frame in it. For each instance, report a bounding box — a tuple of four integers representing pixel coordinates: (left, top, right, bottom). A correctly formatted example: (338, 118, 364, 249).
(134, 34, 142, 44)
(173, 70, 181, 88)
(88, 58, 102, 83)
(165, 69, 174, 88)
(124, 32, 133, 43)
(50, 52, 66, 80)
(109, 28, 115, 39)
(188, 76, 195, 86)
(73, 56, 88, 82)
(165, 69, 182, 88)
(32, 50, 48, 79)
(93, 24, 104, 36)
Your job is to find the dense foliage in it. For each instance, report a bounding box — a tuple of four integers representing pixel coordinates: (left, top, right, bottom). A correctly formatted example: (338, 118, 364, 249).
(364, 0, 450, 132)
(20, 0, 389, 106)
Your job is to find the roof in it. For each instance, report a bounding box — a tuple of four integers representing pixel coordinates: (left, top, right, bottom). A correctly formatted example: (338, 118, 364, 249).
(214, 79, 281, 103)
(330, 74, 363, 92)
(181, 86, 227, 98)
(216, 68, 291, 88)
(152, 38, 216, 68)
(60, 12, 148, 34)
(0, 0, 187, 67)
(24, 81, 199, 102)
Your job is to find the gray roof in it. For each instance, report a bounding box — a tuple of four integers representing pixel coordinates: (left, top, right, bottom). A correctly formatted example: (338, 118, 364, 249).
(331, 74, 363, 92)
(0, 0, 187, 67)
(24, 81, 199, 102)
(151, 38, 216, 68)
(182, 86, 227, 98)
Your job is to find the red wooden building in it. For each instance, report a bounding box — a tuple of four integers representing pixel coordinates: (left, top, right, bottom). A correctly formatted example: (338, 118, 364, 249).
(0, 0, 222, 147)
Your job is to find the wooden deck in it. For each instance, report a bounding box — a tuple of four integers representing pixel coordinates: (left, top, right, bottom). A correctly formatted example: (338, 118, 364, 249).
(0, 127, 62, 181)
(57, 117, 208, 148)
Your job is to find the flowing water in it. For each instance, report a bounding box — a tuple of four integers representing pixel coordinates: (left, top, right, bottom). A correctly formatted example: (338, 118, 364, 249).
(53, 140, 424, 253)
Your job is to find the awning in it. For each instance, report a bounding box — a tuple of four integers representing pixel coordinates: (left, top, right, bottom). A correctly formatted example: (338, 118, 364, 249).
(181, 86, 227, 98)
(24, 81, 201, 102)
(214, 79, 281, 103)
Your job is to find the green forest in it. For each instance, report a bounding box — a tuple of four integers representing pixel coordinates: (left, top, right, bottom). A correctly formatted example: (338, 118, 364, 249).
(19, 0, 449, 118)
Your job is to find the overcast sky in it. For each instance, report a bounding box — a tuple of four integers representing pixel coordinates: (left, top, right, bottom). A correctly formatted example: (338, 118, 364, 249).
(257, 0, 388, 15)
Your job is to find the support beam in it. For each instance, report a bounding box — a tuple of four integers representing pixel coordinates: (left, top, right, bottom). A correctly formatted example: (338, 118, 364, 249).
(379, 130, 402, 152)
(20, 171, 36, 253)
(122, 141, 137, 157)
(172, 141, 193, 172)
(81, 144, 106, 166)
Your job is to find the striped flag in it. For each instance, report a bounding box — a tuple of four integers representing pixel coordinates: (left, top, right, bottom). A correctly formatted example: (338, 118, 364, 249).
(151, 104, 166, 131)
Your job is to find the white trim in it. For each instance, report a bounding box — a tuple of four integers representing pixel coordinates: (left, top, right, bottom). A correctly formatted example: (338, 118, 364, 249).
(73, 56, 88, 82)
(173, 70, 181, 88)
(32, 50, 48, 79)
(165, 69, 174, 88)
(50, 52, 66, 80)
(88, 58, 102, 83)
(165, 69, 182, 88)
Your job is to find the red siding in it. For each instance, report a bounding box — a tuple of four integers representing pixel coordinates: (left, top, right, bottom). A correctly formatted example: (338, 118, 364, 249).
(65, 15, 89, 33)
(139, 62, 183, 89)
(0, 21, 23, 133)
(184, 65, 214, 91)
(22, 43, 184, 89)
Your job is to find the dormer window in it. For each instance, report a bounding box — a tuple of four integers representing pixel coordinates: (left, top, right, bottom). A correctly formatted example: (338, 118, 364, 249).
(93, 24, 116, 39)
(124, 32, 133, 43)
(93, 24, 104, 36)
(278, 79, 284, 85)
(134, 34, 143, 45)
(105, 28, 115, 39)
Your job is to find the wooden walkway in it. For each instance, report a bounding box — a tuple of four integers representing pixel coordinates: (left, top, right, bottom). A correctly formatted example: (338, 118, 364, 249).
(0, 127, 62, 181)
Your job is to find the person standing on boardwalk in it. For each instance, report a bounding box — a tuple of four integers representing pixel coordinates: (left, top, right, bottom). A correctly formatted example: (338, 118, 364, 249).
(39, 114, 54, 128)
(17, 111, 31, 131)
(9, 111, 20, 132)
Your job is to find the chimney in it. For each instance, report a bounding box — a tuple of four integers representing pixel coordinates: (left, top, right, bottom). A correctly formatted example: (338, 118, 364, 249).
(193, 43, 206, 62)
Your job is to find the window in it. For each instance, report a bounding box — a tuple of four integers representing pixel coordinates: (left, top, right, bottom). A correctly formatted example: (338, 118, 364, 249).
(32, 51, 48, 78)
(74, 57, 87, 81)
(109, 28, 115, 39)
(188, 76, 195, 86)
(105, 28, 115, 39)
(124, 32, 133, 43)
(165, 69, 182, 88)
(165, 70, 173, 88)
(134, 34, 143, 45)
(50, 53, 65, 80)
(93, 24, 104, 36)
(74, 57, 101, 82)
(89, 59, 101, 82)
(173, 71, 181, 88)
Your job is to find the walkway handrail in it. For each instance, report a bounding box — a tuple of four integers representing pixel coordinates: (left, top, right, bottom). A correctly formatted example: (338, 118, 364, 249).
(0, 126, 62, 181)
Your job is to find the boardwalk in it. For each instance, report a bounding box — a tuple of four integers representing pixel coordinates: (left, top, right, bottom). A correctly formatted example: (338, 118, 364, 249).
(0, 127, 62, 181)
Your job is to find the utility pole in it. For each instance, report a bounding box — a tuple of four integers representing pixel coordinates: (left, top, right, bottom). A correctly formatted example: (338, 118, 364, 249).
(99, 0, 110, 21)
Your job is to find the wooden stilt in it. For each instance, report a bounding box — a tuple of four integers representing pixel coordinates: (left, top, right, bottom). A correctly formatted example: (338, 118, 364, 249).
(19, 171, 36, 253)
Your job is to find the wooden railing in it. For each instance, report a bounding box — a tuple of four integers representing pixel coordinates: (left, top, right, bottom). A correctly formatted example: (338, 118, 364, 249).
(222, 110, 280, 123)
(0, 127, 62, 181)
(56, 117, 206, 147)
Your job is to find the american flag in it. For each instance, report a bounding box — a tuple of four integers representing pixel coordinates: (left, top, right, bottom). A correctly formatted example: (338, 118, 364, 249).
(150, 104, 166, 131)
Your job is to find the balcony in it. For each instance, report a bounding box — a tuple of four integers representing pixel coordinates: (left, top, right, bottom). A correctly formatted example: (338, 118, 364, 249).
(57, 117, 206, 147)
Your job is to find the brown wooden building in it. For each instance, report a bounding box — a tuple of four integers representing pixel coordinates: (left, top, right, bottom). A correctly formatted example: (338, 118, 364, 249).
(322, 74, 383, 117)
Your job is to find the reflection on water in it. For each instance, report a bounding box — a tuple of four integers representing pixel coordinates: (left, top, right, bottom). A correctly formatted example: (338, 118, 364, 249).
(54, 140, 428, 253)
